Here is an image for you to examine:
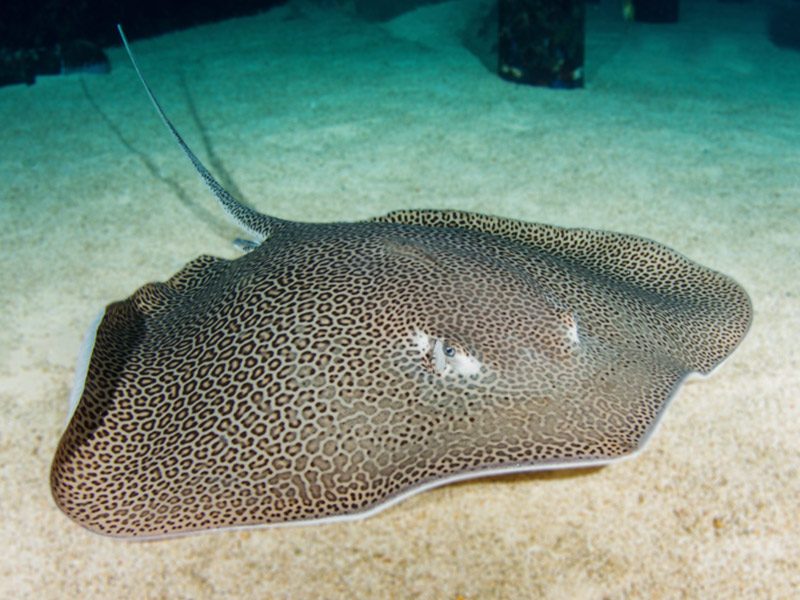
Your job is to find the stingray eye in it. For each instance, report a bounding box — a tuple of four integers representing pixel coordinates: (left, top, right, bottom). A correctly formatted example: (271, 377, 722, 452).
(415, 334, 483, 378)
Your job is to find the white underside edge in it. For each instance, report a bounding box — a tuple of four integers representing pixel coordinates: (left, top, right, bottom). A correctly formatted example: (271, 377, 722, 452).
(117, 449, 643, 541)
(65, 309, 105, 425)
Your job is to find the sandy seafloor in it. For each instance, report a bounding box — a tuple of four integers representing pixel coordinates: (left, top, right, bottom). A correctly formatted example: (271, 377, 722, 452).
(1, 0, 798, 597)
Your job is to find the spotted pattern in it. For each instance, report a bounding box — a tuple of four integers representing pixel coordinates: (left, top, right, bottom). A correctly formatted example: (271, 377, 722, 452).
(50, 210, 751, 538)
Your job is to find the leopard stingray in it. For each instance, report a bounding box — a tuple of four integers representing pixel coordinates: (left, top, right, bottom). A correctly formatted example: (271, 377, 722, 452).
(50, 27, 752, 539)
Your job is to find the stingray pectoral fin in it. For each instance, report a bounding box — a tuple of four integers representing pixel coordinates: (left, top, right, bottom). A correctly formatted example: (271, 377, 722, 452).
(50, 251, 237, 537)
(371, 208, 752, 374)
(163, 254, 231, 293)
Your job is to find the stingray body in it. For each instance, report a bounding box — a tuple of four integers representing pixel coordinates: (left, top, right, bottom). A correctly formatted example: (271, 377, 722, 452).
(50, 28, 752, 539)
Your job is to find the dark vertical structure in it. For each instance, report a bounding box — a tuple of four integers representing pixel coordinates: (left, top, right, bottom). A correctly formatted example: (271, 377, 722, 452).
(498, 0, 585, 89)
(632, 0, 679, 23)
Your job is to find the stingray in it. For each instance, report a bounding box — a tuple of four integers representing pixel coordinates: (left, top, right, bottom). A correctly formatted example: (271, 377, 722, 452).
(50, 27, 752, 539)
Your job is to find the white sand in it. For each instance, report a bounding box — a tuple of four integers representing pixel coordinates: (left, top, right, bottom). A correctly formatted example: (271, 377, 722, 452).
(0, 0, 797, 597)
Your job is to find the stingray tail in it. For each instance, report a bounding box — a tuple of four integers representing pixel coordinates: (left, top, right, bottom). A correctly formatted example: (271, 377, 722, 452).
(117, 25, 280, 242)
